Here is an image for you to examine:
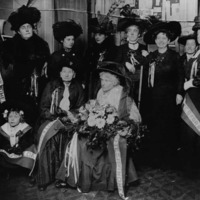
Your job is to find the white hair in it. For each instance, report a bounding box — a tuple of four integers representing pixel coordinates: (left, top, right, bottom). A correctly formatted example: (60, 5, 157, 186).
(100, 72, 120, 86)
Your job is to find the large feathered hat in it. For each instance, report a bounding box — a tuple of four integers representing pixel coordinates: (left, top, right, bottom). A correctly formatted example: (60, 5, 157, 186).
(89, 15, 114, 34)
(53, 19, 83, 43)
(8, 5, 41, 31)
(117, 4, 149, 34)
(143, 19, 181, 44)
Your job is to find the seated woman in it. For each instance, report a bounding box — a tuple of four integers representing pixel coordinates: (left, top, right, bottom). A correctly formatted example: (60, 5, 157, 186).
(0, 107, 36, 172)
(34, 60, 85, 191)
(56, 61, 141, 199)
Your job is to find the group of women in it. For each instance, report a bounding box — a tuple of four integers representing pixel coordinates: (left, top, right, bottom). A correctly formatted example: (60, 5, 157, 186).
(0, 3, 200, 199)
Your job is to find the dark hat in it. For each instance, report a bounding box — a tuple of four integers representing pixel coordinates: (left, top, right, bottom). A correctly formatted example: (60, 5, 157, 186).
(143, 21, 181, 44)
(53, 20, 82, 43)
(117, 17, 148, 33)
(89, 17, 114, 34)
(8, 5, 41, 31)
(193, 15, 200, 31)
(117, 5, 149, 33)
(97, 61, 127, 79)
(57, 59, 77, 73)
(178, 34, 197, 46)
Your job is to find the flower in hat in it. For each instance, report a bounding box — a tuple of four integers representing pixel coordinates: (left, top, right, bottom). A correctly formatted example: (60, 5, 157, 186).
(117, 4, 150, 34)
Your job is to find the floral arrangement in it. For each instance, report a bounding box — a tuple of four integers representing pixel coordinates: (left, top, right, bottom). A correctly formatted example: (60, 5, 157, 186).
(74, 100, 141, 150)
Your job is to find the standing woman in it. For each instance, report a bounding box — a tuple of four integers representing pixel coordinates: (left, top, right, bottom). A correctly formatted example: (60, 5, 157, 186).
(180, 17, 200, 176)
(115, 5, 149, 102)
(1, 4, 50, 110)
(47, 20, 83, 82)
(143, 21, 184, 168)
(84, 17, 117, 100)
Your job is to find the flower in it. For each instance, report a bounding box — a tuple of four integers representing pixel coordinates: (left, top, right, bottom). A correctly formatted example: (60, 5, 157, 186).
(87, 116, 96, 127)
(19, 110, 24, 116)
(75, 101, 142, 150)
(106, 114, 115, 124)
(96, 118, 106, 129)
(3, 110, 8, 118)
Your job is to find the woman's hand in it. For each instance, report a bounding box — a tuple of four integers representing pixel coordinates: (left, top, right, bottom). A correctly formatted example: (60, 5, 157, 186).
(176, 94, 183, 105)
(184, 79, 195, 90)
(141, 50, 149, 57)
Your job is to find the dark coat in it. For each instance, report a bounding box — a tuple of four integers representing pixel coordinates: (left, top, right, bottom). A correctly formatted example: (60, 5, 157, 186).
(84, 36, 117, 99)
(39, 79, 86, 122)
(0, 33, 50, 101)
(115, 42, 148, 101)
(47, 48, 82, 81)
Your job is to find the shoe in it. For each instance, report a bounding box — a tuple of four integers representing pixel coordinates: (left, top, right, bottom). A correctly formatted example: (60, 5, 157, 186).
(38, 185, 47, 191)
(55, 181, 67, 189)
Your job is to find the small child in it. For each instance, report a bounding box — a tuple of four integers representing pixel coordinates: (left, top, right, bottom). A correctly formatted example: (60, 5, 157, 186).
(0, 108, 32, 155)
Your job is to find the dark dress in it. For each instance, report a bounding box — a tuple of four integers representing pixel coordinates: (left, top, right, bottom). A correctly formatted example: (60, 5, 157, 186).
(143, 48, 184, 167)
(56, 86, 140, 197)
(115, 43, 147, 102)
(1, 33, 50, 102)
(35, 79, 85, 187)
(180, 50, 200, 174)
(84, 36, 117, 99)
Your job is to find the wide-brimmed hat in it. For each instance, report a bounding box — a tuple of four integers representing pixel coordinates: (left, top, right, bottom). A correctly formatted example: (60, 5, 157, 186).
(178, 34, 197, 46)
(53, 20, 83, 43)
(97, 61, 128, 79)
(117, 17, 149, 34)
(8, 5, 41, 31)
(89, 17, 114, 34)
(143, 21, 181, 44)
(193, 15, 200, 31)
(117, 4, 150, 34)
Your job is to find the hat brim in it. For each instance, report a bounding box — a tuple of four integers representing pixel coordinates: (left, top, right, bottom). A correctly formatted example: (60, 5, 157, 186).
(117, 17, 147, 32)
(53, 20, 82, 42)
(178, 34, 197, 45)
(143, 21, 181, 44)
(96, 61, 128, 80)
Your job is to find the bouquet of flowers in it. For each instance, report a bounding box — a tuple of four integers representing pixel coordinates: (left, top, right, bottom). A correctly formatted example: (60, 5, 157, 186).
(76, 100, 141, 150)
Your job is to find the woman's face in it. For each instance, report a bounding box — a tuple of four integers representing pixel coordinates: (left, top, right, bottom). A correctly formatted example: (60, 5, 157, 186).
(18, 23, 33, 40)
(155, 32, 170, 49)
(60, 66, 75, 83)
(100, 72, 119, 93)
(62, 35, 75, 49)
(197, 30, 200, 44)
(126, 25, 140, 43)
(185, 39, 197, 55)
(8, 112, 21, 127)
(95, 33, 107, 44)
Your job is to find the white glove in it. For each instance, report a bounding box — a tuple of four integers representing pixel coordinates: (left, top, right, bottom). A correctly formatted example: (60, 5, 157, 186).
(184, 79, 195, 90)
(125, 62, 135, 73)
